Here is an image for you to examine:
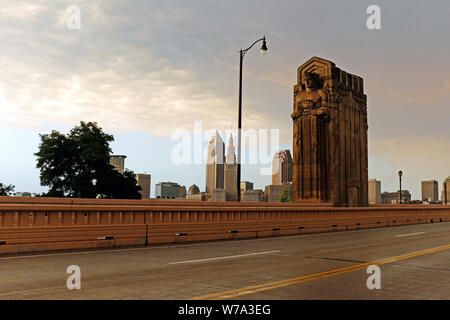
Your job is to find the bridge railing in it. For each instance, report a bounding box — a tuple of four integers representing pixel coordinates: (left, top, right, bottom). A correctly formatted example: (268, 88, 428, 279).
(0, 197, 448, 254)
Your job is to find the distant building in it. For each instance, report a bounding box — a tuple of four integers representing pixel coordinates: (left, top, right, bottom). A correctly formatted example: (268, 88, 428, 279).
(241, 189, 264, 202)
(186, 193, 207, 201)
(188, 184, 200, 195)
(179, 186, 187, 199)
(272, 150, 293, 185)
(240, 181, 253, 191)
(206, 131, 225, 195)
(264, 183, 292, 202)
(186, 185, 206, 201)
(224, 135, 237, 201)
(210, 188, 226, 202)
(135, 174, 151, 199)
(368, 179, 381, 204)
(441, 177, 450, 204)
(381, 190, 411, 204)
(13, 192, 32, 197)
(155, 182, 181, 199)
(421, 180, 438, 202)
(110, 155, 126, 173)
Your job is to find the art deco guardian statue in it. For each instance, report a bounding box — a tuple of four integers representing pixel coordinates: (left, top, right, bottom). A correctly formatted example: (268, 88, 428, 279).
(292, 57, 368, 206)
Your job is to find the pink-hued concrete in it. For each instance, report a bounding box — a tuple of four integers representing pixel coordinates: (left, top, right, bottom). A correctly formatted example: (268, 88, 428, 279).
(0, 197, 448, 254)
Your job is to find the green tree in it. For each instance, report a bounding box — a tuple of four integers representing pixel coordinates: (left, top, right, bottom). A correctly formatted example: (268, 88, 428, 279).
(35, 121, 141, 199)
(0, 182, 15, 196)
(280, 188, 293, 202)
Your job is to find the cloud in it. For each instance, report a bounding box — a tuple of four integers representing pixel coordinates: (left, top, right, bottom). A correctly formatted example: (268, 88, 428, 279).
(0, 0, 449, 145)
(0, 53, 236, 136)
(0, 2, 44, 20)
(0, 1, 285, 138)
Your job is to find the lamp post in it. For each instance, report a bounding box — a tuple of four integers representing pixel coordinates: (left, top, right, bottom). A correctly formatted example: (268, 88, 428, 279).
(236, 36, 268, 202)
(398, 170, 403, 204)
(444, 181, 448, 205)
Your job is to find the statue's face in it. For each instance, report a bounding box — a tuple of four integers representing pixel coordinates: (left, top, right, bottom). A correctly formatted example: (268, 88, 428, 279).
(304, 76, 315, 89)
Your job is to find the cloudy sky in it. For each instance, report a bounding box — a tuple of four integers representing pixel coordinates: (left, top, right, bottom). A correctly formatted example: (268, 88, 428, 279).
(0, 0, 449, 199)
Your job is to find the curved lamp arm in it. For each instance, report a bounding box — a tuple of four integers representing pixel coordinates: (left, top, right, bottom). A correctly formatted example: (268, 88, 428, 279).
(240, 36, 267, 57)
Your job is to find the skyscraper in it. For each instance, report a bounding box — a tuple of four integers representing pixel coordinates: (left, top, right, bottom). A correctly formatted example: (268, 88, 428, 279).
(272, 150, 293, 185)
(368, 179, 381, 204)
(205, 131, 225, 195)
(110, 155, 126, 173)
(135, 174, 151, 199)
(224, 135, 237, 201)
(421, 180, 438, 202)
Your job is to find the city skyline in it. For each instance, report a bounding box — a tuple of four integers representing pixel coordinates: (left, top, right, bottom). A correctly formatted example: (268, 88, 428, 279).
(1, 1, 449, 199)
(2, 125, 449, 201)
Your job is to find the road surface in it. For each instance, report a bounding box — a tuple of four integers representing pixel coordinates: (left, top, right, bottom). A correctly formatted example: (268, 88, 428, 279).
(0, 222, 449, 299)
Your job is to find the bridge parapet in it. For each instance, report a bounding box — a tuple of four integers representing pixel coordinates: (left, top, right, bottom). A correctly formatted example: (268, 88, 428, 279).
(0, 197, 448, 254)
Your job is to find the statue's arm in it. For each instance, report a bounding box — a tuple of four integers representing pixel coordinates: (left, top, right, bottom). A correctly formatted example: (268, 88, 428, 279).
(291, 106, 302, 119)
(315, 89, 330, 116)
(321, 88, 330, 103)
(291, 95, 303, 119)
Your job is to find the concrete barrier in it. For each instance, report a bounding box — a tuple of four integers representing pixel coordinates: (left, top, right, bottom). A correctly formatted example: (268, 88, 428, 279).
(0, 197, 449, 254)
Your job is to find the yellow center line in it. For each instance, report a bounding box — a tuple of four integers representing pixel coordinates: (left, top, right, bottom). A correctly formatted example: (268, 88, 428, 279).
(193, 243, 450, 300)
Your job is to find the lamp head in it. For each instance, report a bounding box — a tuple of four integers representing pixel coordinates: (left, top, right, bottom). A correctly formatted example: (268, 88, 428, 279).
(398, 170, 403, 177)
(261, 37, 268, 54)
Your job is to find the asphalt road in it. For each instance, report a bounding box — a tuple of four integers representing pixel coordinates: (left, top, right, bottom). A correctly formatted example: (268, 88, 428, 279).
(0, 222, 449, 300)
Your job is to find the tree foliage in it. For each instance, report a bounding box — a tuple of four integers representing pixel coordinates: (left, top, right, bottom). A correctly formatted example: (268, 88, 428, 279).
(0, 182, 15, 196)
(35, 121, 141, 199)
(280, 188, 293, 202)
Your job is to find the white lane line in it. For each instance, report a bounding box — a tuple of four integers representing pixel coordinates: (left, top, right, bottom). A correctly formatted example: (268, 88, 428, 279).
(0, 246, 154, 261)
(168, 250, 281, 265)
(395, 232, 425, 237)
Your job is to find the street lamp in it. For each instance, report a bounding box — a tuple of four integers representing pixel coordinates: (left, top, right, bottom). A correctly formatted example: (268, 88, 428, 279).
(236, 36, 268, 202)
(445, 182, 448, 205)
(398, 170, 403, 204)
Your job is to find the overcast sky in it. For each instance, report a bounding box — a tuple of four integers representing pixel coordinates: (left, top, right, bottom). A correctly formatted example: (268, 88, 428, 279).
(0, 0, 449, 199)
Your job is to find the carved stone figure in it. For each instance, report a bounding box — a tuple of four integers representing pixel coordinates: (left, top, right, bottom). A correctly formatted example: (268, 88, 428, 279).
(291, 57, 368, 206)
(292, 72, 329, 120)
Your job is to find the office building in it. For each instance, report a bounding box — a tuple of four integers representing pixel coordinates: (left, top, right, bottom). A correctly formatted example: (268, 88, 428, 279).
(135, 174, 151, 199)
(264, 183, 292, 202)
(210, 188, 226, 202)
(421, 180, 438, 202)
(206, 131, 225, 195)
(179, 186, 187, 199)
(155, 182, 181, 199)
(110, 155, 126, 173)
(241, 189, 264, 202)
(272, 150, 293, 185)
(368, 179, 381, 204)
(381, 190, 411, 204)
(240, 181, 253, 191)
(224, 135, 237, 201)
